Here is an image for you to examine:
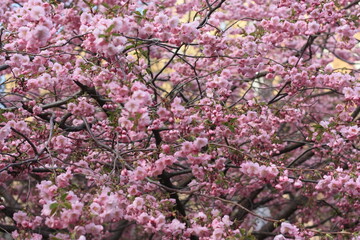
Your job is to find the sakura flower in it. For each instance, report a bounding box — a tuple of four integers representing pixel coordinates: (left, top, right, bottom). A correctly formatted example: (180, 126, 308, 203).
(171, 97, 185, 116)
(56, 170, 72, 188)
(37, 180, 58, 200)
(270, 16, 280, 27)
(85, 223, 103, 235)
(154, 13, 169, 25)
(193, 137, 208, 150)
(133, 167, 147, 181)
(222, 215, 232, 227)
(167, 219, 186, 234)
(18, 26, 30, 39)
(294, 180, 303, 188)
(168, 16, 179, 28)
(181, 141, 194, 153)
(280, 222, 299, 236)
(0, 125, 11, 142)
(31, 25, 51, 45)
(155, 214, 166, 230)
(191, 224, 209, 236)
(343, 87, 355, 100)
(132, 197, 144, 210)
(30, 5, 45, 21)
(125, 99, 141, 113)
(13, 211, 29, 227)
(274, 235, 287, 240)
(179, 21, 199, 43)
(211, 228, 224, 240)
(157, 107, 170, 119)
(138, 212, 151, 224)
(307, 21, 320, 35)
(90, 202, 102, 215)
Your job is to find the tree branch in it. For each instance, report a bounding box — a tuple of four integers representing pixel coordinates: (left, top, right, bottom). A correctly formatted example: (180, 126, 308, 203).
(0, 65, 10, 72)
(256, 196, 308, 240)
(11, 127, 39, 156)
(197, 0, 226, 29)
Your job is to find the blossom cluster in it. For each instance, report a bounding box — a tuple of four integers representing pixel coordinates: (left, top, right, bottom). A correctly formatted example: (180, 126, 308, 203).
(0, 0, 359, 239)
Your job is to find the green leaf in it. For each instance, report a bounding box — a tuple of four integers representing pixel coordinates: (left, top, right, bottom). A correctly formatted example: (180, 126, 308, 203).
(146, 68, 152, 75)
(102, 3, 110, 8)
(50, 202, 59, 216)
(50, 237, 62, 240)
(98, 34, 107, 38)
(50, 202, 58, 210)
(215, 178, 222, 185)
(325, 234, 334, 239)
(124, 44, 137, 52)
(222, 122, 235, 133)
(316, 133, 323, 141)
(138, 48, 148, 57)
(49, 0, 58, 6)
(135, 112, 142, 119)
(328, 122, 337, 128)
(60, 193, 68, 202)
(63, 202, 72, 209)
(82, 0, 94, 8)
(312, 124, 323, 129)
(105, 24, 115, 33)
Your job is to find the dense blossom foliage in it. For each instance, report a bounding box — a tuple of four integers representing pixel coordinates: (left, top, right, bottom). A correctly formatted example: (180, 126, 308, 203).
(0, 0, 359, 239)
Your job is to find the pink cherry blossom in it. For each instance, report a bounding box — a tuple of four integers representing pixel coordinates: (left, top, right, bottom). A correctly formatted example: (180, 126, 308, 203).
(0, 0, 359, 239)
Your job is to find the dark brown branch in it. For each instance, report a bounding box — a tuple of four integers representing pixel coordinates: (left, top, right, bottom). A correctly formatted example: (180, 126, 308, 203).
(230, 188, 264, 221)
(272, 142, 306, 157)
(253, 231, 293, 238)
(40, 90, 83, 110)
(0, 223, 56, 238)
(31, 167, 65, 173)
(0, 186, 21, 217)
(41, 33, 89, 50)
(256, 196, 308, 240)
(167, 169, 192, 177)
(0, 158, 38, 173)
(268, 35, 317, 105)
(11, 0, 23, 7)
(287, 148, 315, 168)
(0, 65, 10, 71)
(343, 0, 360, 9)
(197, 0, 226, 29)
(152, 129, 162, 147)
(107, 220, 131, 240)
(151, 127, 198, 240)
(351, 106, 360, 120)
(317, 200, 342, 216)
(11, 127, 39, 155)
(152, 45, 183, 84)
(22, 103, 88, 132)
(159, 172, 187, 216)
(0, 224, 16, 233)
(295, 35, 317, 66)
(73, 80, 109, 115)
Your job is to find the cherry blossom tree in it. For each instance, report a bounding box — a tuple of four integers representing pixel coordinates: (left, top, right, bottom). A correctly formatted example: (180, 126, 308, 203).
(0, 0, 359, 239)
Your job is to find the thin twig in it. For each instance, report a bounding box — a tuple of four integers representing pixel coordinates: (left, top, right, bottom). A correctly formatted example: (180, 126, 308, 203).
(11, 127, 38, 156)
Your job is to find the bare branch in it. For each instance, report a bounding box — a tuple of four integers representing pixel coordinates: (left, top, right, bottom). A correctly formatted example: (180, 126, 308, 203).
(11, 127, 39, 156)
(0, 65, 10, 71)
